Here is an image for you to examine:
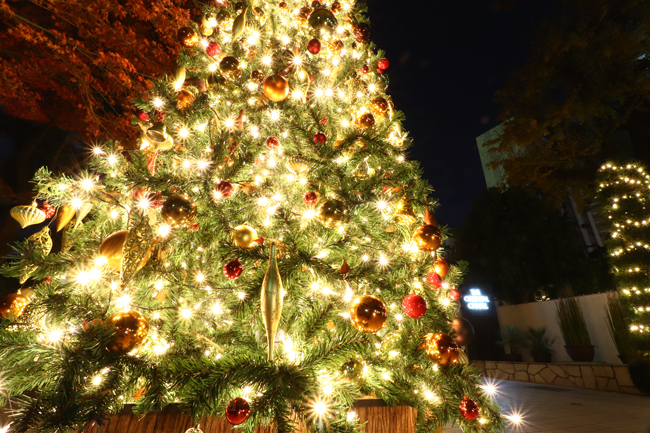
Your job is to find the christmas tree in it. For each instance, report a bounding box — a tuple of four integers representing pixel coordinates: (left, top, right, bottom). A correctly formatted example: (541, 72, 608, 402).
(598, 162, 650, 355)
(1, 1, 503, 432)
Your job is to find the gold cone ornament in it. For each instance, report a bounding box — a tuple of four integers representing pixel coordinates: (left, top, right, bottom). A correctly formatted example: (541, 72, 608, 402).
(10, 205, 46, 228)
(395, 195, 417, 225)
(261, 243, 283, 361)
(56, 205, 76, 232)
(20, 227, 53, 284)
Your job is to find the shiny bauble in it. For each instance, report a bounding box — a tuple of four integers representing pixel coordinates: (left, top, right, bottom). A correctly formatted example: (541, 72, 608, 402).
(263, 74, 290, 102)
(353, 23, 370, 44)
(161, 194, 197, 228)
(206, 41, 222, 57)
(377, 58, 390, 70)
(432, 258, 449, 277)
(11, 205, 46, 229)
(329, 39, 343, 55)
(278, 1, 288, 9)
(233, 224, 258, 248)
(331, 1, 341, 13)
(317, 199, 348, 228)
(266, 136, 280, 149)
(286, 154, 311, 175)
(313, 132, 327, 144)
(359, 64, 369, 74)
(308, 38, 321, 54)
(412, 224, 442, 252)
(449, 288, 460, 301)
(422, 333, 459, 367)
(402, 294, 427, 319)
(216, 9, 231, 22)
(39, 202, 56, 218)
(106, 310, 149, 354)
(459, 396, 479, 420)
(224, 259, 243, 279)
(354, 113, 375, 130)
(308, 8, 337, 32)
(303, 191, 318, 206)
(233, 1, 246, 14)
(395, 195, 417, 225)
(0, 294, 29, 319)
(220, 56, 242, 81)
(297, 7, 311, 23)
(225, 397, 250, 425)
(369, 96, 389, 116)
(253, 7, 266, 24)
(176, 89, 195, 109)
(98, 230, 128, 271)
(452, 317, 475, 346)
(177, 27, 199, 48)
(206, 72, 227, 88)
(426, 271, 442, 289)
(251, 70, 264, 83)
(215, 180, 235, 198)
(349, 295, 387, 333)
(341, 359, 363, 379)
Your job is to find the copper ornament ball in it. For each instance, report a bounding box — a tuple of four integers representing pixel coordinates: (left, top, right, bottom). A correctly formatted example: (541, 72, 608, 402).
(355, 112, 375, 130)
(233, 224, 258, 248)
(220, 56, 242, 81)
(266, 136, 280, 149)
(422, 332, 459, 367)
(225, 397, 250, 425)
(349, 295, 388, 333)
(263, 74, 290, 102)
(176, 89, 195, 109)
(412, 224, 442, 252)
(459, 396, 479, 420)
(215, 180, 235, 198)
(317, 199, 348, 228)
(451, 316, 475, 346)
(161, 194, 197, 228)
(224, 259, 243, 279)
(251, 69, 264, 83)
(433, 257, 449, 277)
(308, 8, 338, 32)
(106, 310, 149, 354)
(177, 27, 199, 48)
(353, 23, 371, 44)
(369, 96, 389, 116)
(329, 39, 344, 55)
(330, 1, 342, 13)
(297, 7, 312, 23)
(303, 191, 318, 206)
(0, 294, 29, 319)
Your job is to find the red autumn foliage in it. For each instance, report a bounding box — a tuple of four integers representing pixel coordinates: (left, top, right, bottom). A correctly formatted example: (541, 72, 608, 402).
(0, 0, 195, 143)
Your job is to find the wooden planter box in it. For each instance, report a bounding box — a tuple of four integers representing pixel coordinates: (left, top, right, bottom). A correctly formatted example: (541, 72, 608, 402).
(81, 400, 420, 433)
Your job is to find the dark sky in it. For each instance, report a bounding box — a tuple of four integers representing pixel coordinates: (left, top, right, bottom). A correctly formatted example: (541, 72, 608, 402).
(368, 0, 553, 227)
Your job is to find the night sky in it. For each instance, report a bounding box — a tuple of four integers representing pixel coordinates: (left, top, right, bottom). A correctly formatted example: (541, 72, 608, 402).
(367, 0, 553, 227)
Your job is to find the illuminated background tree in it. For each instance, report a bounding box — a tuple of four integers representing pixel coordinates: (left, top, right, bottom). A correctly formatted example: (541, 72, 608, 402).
(1, 1, 503, 432)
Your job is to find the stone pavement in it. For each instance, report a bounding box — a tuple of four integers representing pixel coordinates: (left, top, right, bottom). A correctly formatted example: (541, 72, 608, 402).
(443, 379, 650, 433)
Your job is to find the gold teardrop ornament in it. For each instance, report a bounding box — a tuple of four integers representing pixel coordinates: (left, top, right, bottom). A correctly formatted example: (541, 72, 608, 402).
(261, 243, 283, 361)
(10, 205, 46, 229)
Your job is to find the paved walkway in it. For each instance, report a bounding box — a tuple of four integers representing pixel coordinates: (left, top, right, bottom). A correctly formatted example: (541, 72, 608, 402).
(444, 379, 650, 432)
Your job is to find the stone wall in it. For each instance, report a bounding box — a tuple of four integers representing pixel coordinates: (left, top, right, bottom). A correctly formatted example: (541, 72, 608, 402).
(472, 361, 641, 395)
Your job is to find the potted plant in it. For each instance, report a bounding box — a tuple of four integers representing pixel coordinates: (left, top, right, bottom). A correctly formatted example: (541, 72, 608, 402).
(556, 293, 594, 362)
(605, 294, 634, 364)
(526, 326, 556, 363)
(496, 325, 527, 362)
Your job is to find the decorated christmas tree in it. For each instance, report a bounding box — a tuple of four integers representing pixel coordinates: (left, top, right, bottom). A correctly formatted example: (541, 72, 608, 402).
(1, 1, 503, 432)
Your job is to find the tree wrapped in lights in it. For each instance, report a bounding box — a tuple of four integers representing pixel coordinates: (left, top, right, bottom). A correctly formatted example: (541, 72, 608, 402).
(598, 162, 650, 354)
(0, 1, 503, 432)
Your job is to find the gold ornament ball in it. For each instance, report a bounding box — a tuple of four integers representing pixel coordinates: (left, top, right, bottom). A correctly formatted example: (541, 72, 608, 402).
(0, 294, 29, 319)
(451, 317, 475, 347)
(422, 332, 459, 367)
(233, 224, 258, 248)
(263, 74, 290, 102)
(369, 96, 389, 116)
(349, 295, 388, 333)
(106, 310, 149, 354)
(433, 258, 449, 277)
(308, 8, 338, 32)
(176, 89, 195, 109)
(177, 26, 199, 48)
(412, 224, 442, 252)
(341, 359, 363, 379)
(161, 194, 197, 228)
(220, 56, 242, 81)
(354, 113, 375, 130)
(317, 199, 348, 228)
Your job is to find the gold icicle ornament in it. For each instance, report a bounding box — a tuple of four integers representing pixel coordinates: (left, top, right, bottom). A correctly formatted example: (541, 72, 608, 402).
(261, 243, 283, 361)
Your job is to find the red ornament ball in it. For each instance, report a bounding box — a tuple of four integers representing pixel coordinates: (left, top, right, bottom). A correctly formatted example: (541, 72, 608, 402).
(135, 109, 149, 122)
(267, 136, 280, 149)
(225, 397, 250, 425)
(224, 259, 243, 279)
(206, 41, 222, 57)
(359, 64, 369, 74)
(38, 202, 56, 219)
(313, 132, 327, 144)
(377, 58, 390, 70)
(402, 294, 426, 319)
(427, 272, 442, 289)
(215, 180, 235, 198)
(449, 288, 461, 301)
(459, 396, 479, 420)
(308, 38, 321, 54)
(154, 110, 165, 121)
(303, 191, 318, 206)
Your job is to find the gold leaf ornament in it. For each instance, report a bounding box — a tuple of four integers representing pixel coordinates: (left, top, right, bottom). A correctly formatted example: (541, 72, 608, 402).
(261, 243, 284, 361)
